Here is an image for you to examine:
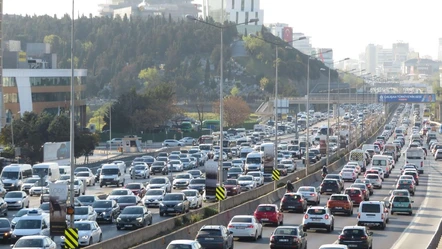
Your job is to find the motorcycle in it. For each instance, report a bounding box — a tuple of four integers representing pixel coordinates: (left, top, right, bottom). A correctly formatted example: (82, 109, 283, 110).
(321, 172, 327, 179)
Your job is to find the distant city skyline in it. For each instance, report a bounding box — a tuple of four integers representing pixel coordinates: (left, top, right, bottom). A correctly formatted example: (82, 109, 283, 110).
(4, 0, 442, 61)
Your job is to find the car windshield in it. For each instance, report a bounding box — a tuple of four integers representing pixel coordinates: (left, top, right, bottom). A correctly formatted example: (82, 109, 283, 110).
(190, 179, 205, 184)
(24, 178, 39, 184)
(361, 203, 381, 213)
(366, 175, 378, 179)
(146, 190, 163, 195)
(231, 217, 252, 223)
(176, 174, 190, 179)
(393, 196, 410, 202)
(343, 229, 364, 236)
(399, 180, 412, 184)
(134, 166, 145, 170)
(75, 168, 88, 173)
(14, 238, 43, 247)
(150, 178, 166, 184)
(330, 195, 347, 201)
(15, 219, 41, 229)
(298, 187, 315, 192)
(0, 219, 9, 228)
(166, 245, 192, 249)
(307, 208, 326, 215)
(75, 207, 89, 215)
(238, 176, 253, 181)
(352, 184, 366, 189)
(164, 194, 183, 201)
(224, 180, 237, 185)
(110, 190, 128, 195)
(92, 201, 112, 208)
(101, 168, 119, 175)
(181, 159, 190, 162)
(182, 191, 197, 197)
(15, 209, 31, 217)
(198, 229, 221, 236)
(5, 192, 22, 198)
(274, 228, 297, 235)
(257, 206, 275, 212)
(117, 196, 136, 203)
(77, 196, 95, 203)
(77, 172, 89, 177)
(40, 203, 49, 210)
(121, 207, 143, 214)
(188, 171, 201, 176)
(1, 171, 19, 179)
(76, 223, 91, 231)
(284, 195, 301, 200)
(229, 168, 242, 172)
(126, 184, 141, 190)
(248, 173, 260, 177)
(323, 180, 337, 184)
(60, 175, 71, 180)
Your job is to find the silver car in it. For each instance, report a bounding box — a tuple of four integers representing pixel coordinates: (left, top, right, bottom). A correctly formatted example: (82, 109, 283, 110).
(296, 186, 320, 205)
(143, 189, 166, 207)
(61, 221, 102, 247)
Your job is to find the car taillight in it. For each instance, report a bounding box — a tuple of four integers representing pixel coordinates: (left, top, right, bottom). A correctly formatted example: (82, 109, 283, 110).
(270, 236, 275, 242)
(408, 204, 411, 208)
(361, 236, 367, 240)
(304, 214, 309, 219)
(339, 235, 345, 240)
(381, 214, 384, 219)
(310, 193, 316, 196)
(228, 225, 234, 228)
(299, 199, 304, 202)
(421, 161, 423, 167)
(247, 225, 254, 228)
(324, 214, 329, 219)
(357, 213, 360, 219)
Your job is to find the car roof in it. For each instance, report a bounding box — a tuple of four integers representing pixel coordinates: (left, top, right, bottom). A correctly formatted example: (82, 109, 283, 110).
(200, 225, 224, 230)
(307, 206, 325, 209)
(170, 240, 197, 244)
(343, 225, 366, 230)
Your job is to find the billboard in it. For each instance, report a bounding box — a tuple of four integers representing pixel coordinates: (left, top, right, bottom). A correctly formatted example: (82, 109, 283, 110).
(18, 52, 27, 62)
(282, 27, 293, 43)
(205, 161, 218, 199)
(44, 142, 70, 161)
(49, 183, 68, 236)
(378, 94, 436, 103)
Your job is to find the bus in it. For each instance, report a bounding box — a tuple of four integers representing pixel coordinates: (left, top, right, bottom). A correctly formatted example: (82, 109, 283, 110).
(202, 120, 220, 130)
(180, 122, 193, 132)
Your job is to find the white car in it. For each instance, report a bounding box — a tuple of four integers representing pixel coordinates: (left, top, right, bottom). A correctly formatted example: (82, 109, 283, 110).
(280, 159, 296, 173)
(13, 235, 56, 249)
(143, 189, 166, 207)
(76, 171, 96, 186)
(166, 240, 202, 249)
(68, 179, 86, 196)
(106, 138, 122, 145)
(365, 174, 382, 189)
(246, 171, 264, 186)
(169, 160, 184, 172)
(173, 173, 193, 189)
(61, 221, 102, 247)
(237, 175, 256, 191)
(146, 177, 172, 192)
(179, 137, 196, 146)
(4, 191, 29, 209)
(340, 169, 357, 182)
(181, 189, 203, 209)
(162, 139, 182, 147)
(68, 206, 97, 222)
(131, 164, 150, 179)
(57, 175, 71, 184)
(106, 188, 134, 201)
(296, 186, 320, 205)
(227, 215, 263, 240)
(231, 159, 245, 168)
(29, 181, 50, 196)
(21, 177, 40, 194)
(369, 167, 385, 180)
(214, 152, 228, 161)
(343, 164, 361, 174)
(302, 206, 334, 232)
(187, 170, 203, 179)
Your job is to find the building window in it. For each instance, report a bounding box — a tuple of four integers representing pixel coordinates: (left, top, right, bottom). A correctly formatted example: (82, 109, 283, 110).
(236, 12, 239, 24)
(232, 0, 234, 9)
(31, 91, 84, 102)
(251, 0, 254, 11)
(241, 0, 244, 11)
(3, 77, 16, 87)
(4, 93, 19, 103)
(255, 12, 258, 24)
(30, 77, 80, 86)
(245, 12, 248, 23)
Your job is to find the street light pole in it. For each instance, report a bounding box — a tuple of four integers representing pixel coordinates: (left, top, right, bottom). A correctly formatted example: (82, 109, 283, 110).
(69, 0, 75, 228)
(274, 45, 278, 172)
(218, 3, 224, 189)
(11, 116, 14, 148)
(306, 57, 310, 176)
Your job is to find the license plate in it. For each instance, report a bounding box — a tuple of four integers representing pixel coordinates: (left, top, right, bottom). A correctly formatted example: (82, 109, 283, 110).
(261, 218, 269, 221)
(312, 218, 321, 221)
(288, 206, 295, 208)
(335, 207, 342, 209)
(167, 208, 174, 211)
(279, 239, 289, 242)
(237, 226, 246, 229)
(125, 225, 133, 227)
(327, 189, 332, 191)
(348, 245, 357, 248)
(205, 238, 214, 240)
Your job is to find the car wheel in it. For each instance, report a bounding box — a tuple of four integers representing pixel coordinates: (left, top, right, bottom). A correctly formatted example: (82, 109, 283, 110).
(116, 225, 121, 230)
(98, 234, 102, 242)
(160, 212, 164, 217)
(100, 185, 103, 188)
(253, 231, 258, 241)
(149, 217, 152, 225)
(89, 238, 93, 245)
(409, 211, 413, 216)
(326, 225, 331, 232)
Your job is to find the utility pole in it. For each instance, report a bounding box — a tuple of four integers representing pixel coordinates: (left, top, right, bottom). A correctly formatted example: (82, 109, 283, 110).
(69, 0, 75, 229)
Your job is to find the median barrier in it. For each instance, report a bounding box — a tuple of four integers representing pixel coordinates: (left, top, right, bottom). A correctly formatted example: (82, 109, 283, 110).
(427, 220, 442, 249)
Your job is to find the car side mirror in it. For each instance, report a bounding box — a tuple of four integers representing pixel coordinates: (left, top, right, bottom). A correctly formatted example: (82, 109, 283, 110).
(230, 231, 233, 234)
(118, 173, 122, 176)
(368, 231, 373, 236)
(304, 233, 308, 236)
(411, 200, 414, 203)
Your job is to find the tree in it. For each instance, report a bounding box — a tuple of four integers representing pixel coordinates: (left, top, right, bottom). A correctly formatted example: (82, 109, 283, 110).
(138, 67, 161, 88)
(213, 96, 250, 127)
(230, 86, 240, 96)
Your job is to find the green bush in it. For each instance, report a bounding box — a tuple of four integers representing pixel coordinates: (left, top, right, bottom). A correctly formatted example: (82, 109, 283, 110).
(174, 217, 183, 227)
(190, 213, 203, 223)
(203, 207, 218, 218)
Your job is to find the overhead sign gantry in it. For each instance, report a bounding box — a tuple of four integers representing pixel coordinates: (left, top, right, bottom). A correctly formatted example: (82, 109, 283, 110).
(378, 94, 436, 103)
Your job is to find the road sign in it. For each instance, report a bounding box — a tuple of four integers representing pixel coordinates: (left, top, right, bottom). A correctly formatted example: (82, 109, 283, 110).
(272, 170, 280, 181)
(64, 228, 78, 249)
(378, 94, 436, 103)
(216, 186, 226, 201)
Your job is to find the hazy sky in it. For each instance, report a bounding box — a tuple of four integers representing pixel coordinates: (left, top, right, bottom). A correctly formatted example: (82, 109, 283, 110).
(4, 0, 442, 61)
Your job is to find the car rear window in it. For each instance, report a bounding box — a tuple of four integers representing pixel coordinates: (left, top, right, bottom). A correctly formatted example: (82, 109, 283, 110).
(393, 196, 410, 202)
(330, 195, 348, 201)
(366, 175, 378, 179)
(399, 180, 412, 184)
(257, 206, 275, 212)
(198, 229, 221, 236)
(344, 229, 364, 236)
(284, 195, 301, 200)
(361, 203, 381, 213)
(345, 189, 361, 194)
(307, 208, 326, 215)
(231, 217, 252, 223)
(274, 228, 297, 235)
(323, 180, 337, 184)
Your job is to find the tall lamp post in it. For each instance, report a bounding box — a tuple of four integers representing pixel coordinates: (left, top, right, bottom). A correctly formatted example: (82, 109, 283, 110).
(336, 68, 357, 145)
(305, 51, 332, 176)
(186, 14, 258, 208)
(69, 0, 76, 229)
(249, 34, 306, 175)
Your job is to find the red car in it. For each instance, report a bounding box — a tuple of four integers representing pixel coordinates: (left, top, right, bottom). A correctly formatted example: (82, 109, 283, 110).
(344, 188, 364, 206)
(125, 183, 147, 198)
(254, 204, 284, 226)
(224, 179, 242, 196)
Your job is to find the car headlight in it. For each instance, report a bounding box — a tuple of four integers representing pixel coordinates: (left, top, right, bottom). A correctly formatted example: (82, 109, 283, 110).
(101, 212, 106, 216)
(177, 203, 182, 206)
(114, 178, 118, 181)
(82, 235, 89, 240)
(116, 218, 121, 222)
(159, 203, 164, 207)
(136, 217, 143, 222)
(157, 198, 163, 201)
(17, 201, 22, 204)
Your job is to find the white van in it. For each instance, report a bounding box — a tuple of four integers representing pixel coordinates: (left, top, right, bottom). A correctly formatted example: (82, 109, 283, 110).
(348, 149, 367, 172)
(112, 160, 127, 173)
(405, 148, 425, 174)
(370, 155, 391, 177)
(245, 152, 263, 172)
(99, 164, 125, 187)
(59, 166, 71, 175)
(357, 201, 389, 230)
(1, 164, 33, 191)
(32, 162, 60, 182)
(11, 209, 50, 239)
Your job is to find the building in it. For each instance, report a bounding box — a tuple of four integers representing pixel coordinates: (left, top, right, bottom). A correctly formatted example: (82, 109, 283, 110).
(392, 42, 409, 63)
(292, 32, 312, 55)
(267, 23, 288, 39)
(376, 48, 393, 67)
(225, 0, 264, 35)
(438, 38, 442, 61)
(3, 42, 88, 127)
(403, 58, 441, 76)
(0, 0, 4, 129)
(365, 44, 377, 75)
(315, 48, 333, 68)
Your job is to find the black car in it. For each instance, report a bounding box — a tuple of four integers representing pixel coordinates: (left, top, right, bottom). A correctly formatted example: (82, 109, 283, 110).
(338, 226, 373, 249)
(320, 179, 341, 195)
(302, 152, 317, 165)
(116, 206, 152, 230)
(280, 193, 307, 213)
(195, 225, 234, 249)
(269, 225, 307, 249)
(188, 178, 206, 194)
(0, 218, 12, 242)
(0, 198, 7, 216)
(227, 167, 243, 179)
(159, 193, 190, 216)
(92, 200, 121, 223)
(150, 162, 168, 175)
(95, 168, 101, 183)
